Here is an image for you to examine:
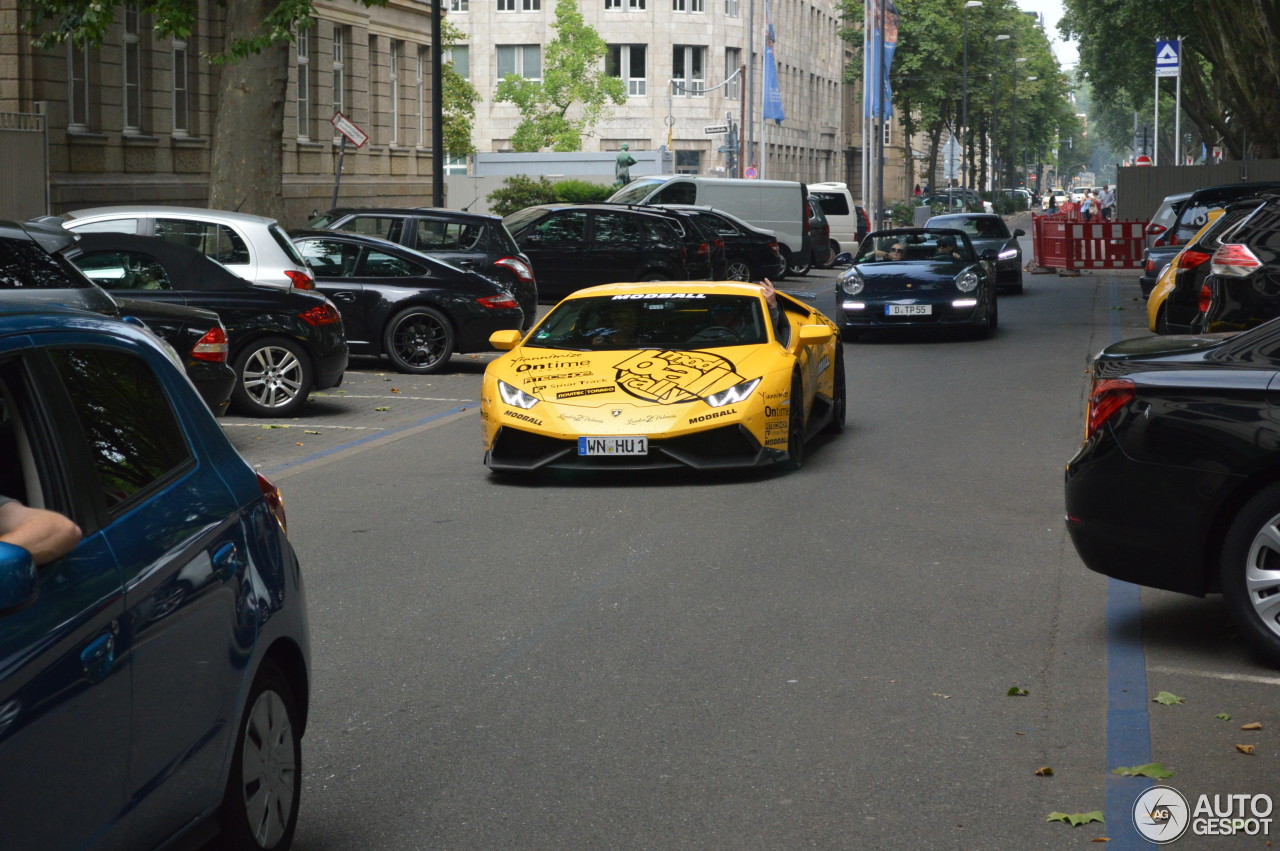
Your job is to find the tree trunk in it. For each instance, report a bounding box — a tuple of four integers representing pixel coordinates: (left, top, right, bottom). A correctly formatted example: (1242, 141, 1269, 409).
(208, 0, 289, 221)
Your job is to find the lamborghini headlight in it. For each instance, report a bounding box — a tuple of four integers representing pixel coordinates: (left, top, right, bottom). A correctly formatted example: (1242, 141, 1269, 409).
(838, 267, 865, 296)
(498, 380, 539, 409)
(955, 270, 979, 292)
(704, 378, 761, 408)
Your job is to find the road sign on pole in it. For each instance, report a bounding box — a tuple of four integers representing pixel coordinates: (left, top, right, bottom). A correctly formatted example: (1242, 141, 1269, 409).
(331, 111, 369, 148)
(703, 124, 731, 135)
(1155, 40, 1180, 78)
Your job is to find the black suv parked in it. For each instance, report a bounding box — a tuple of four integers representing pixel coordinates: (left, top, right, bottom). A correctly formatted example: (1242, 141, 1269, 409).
(503, 204, 689, 299)
(309, 207, 537, 324)
(1140, 183, 1280, 298)
(1201, 196, 1280, 333)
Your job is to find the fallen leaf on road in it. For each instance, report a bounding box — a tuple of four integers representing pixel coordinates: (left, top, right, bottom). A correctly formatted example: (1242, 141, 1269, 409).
(375, 406, 390, 411)
(1236, 744, 1255, 755)
(1035, 767, 1054, 777)
(1241, 722, 1263, 731)
(1008, 686, 1029, 697)
(1152, 691, 1185, 705)
(1215, 713, 1232, 721)
(1112, 763, 1174, 779)
(1047, 811, 1104, 827)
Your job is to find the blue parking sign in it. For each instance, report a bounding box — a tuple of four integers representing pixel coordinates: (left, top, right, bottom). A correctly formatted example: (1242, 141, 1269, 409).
(1155, 39, 1180, 77)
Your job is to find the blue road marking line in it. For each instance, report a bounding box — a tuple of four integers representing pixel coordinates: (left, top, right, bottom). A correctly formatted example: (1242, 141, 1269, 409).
(259, 404, 472, 477)
(1104, 279, 1153, 847)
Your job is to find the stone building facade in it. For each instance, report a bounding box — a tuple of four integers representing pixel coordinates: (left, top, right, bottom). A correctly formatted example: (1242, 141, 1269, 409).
(0, 0, 440, 225)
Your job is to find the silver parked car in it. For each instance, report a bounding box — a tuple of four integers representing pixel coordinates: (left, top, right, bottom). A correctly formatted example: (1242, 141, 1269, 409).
(60, 205, 315, 291)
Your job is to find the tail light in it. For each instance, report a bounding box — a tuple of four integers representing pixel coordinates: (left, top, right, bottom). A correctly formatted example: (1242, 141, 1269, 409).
(696, 242, 710, 256)
(1086, 378, 1136, 439)
(1198, 283, 1212, 314)
(299, 303, 342, 326)
(191, 327, 229, 363)
(494, 256, 534, 282)
(478, 293, 520, 309)
(1180, 250, 1212, 269)
(768, 240, 782, 257)
(1211, 243, 1263, 277)
(1146, 223, 1167, 236)
(1144, 256, 1156, 273)
(257, 473, 287, 533)
(285, 269, 315, 290)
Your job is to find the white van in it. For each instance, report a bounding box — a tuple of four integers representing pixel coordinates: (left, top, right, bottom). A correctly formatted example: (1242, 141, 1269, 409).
(808, 182, 863, 255)
(608, 176, 809, 270)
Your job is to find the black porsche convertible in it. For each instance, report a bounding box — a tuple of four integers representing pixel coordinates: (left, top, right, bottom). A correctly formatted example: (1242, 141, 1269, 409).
(835, 227, 1000, 340)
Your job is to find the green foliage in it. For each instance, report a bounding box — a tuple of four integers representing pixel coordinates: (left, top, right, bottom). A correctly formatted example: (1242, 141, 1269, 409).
(889, 201, 916, 226)
(1112, 763, 1175, 779)
(1046, 811, 1105, 827)
(553, 180, 613, 204)
(486, 175, 560, 216)
(495, 0, 626, 152)
(1152, 691, 1185, 706)
(442, 19, 479, 157)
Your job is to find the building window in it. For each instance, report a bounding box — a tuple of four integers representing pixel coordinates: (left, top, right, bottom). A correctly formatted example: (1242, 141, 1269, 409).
(172, 38, 190, 136)
(497, 0, 514, 10)
(725, 48, 740, 99)
(445, 154, 468, 174)
(673, 0, 703, 10)
(606, 45, 646, 97)
(447, 44, 470, 79)
(417, 46, 427, 147)
(497, 45, 541, 82)
(296, 24, 314, 140)
(389, 40, 401, 145)
(725, 0, 738, 15)
(332, 26, 347, 119)
(672, 45, 705, 97)
(67, 41, 90, 132)
(609, 0, 646, 8)
(522, 0, 541, 8)
(122, 2, 142, 134)
(451, 0, 469, 9)
(882, 121, 892, 146)
(675, 149, 701, 174)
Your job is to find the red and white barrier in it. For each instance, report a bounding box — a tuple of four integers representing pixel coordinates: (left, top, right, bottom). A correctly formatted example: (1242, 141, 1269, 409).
(1031, 213, 1146, 271)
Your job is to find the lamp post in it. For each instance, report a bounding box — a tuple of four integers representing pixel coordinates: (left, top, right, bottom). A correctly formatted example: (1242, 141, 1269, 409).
(991, 34, 1009, 192)
(961, 1, 983, 191)
(1008, 58, 1026, 190)
(1018, 75, 1036, 190)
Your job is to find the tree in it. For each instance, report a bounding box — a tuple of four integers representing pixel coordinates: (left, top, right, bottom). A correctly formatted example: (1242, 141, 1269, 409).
(494, 0, 625, 152)
(23, 0, 389, 221)
(442, 18, 479, 158)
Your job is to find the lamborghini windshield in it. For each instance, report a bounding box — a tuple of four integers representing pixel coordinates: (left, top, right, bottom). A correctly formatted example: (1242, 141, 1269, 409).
(525, 294, 769, 351)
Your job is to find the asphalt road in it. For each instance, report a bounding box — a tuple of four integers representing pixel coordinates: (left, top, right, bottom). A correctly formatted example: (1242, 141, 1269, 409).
(223, 241, 1280, 849)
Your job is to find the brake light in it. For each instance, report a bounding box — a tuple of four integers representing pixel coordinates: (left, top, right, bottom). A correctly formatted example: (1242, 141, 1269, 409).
(696, 242, 710, 256)
(1198, 283, 1212, 313)
(1086, 378, 1136, 439)
(1211, 243, 1263, 277)
(257, 473, 287, 533)
(478, 293, 520, 309)
(299, 303, 342, 326)
(494, 256, 534, 282)
(285, 269, 315, 290)
(768, 240, 782, 257)
(1180, 250, 1212, 269)
(1145, 256, 1156, 273)
(1146, 223, 1166, 236)
(191, 327, 229, 363)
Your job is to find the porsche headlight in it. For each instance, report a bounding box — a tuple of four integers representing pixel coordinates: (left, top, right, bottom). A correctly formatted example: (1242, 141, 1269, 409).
(704, 377, 761, 408)
(498, 380, 539, 409)
(998, 247, 1019, 260)
(955, 270, 979, 292)
(838, 267, 865, 296)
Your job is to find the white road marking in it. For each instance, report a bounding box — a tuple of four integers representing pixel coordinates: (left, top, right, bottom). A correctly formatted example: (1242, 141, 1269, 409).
(1148, 664, 1280, 687)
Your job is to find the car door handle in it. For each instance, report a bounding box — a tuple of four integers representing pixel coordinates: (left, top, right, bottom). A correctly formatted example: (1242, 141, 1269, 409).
(331, 292, 357, 302)
(81, 630, 117, 684)
(212, 541, 242, 583)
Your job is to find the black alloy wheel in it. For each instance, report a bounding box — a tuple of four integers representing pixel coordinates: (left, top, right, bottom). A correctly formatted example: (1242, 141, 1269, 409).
(231, 337, 314, 418)
(724, 258, 752, 281)
(218, 660, 302, 850)
(1221, 483, 1280, 665)
(384, 306, 454, 374)
(785, 247, 811, 277)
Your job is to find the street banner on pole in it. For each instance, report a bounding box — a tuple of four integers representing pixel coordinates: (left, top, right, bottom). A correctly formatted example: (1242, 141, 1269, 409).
(762, 0, 785, 124)
(863, 0, 900, 118)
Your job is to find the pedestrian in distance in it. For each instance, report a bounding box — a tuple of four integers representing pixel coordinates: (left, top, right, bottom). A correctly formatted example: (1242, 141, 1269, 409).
(1099, 185, 1116, 221)
(1047, 193, 1058, 214)
(1080, 191, 1095, 223)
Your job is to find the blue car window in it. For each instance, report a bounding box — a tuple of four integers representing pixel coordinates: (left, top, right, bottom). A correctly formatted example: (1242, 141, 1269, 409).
(50, 349, 191, 511)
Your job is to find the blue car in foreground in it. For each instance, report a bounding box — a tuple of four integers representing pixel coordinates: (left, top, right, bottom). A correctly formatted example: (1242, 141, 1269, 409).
(0, 305, 309, 849)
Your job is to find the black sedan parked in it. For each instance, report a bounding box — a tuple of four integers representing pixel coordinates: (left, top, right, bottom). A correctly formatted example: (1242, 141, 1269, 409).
(1066, 321, 1280, 665)
(836, 228, 999, 339)
(307, 206, 538, 328)
(925, 213, 1024, 293)
(64, 232, 349, 417)
(659, 206, 786, 282)
(3, 220, 236, 414)
(291, 230, 525, 374)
